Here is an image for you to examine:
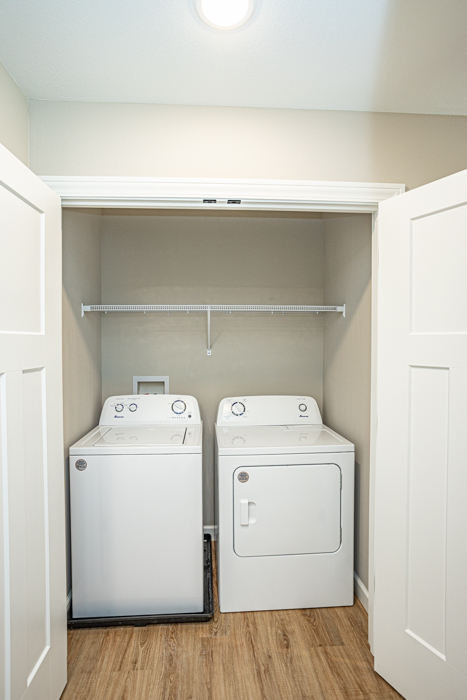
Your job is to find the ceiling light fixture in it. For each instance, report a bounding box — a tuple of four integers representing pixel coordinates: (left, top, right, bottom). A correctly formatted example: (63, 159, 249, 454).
(195, 0, 255, 30)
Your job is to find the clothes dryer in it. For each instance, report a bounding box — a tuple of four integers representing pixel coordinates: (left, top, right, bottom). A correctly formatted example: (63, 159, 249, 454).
(69, 394, 204, 621)
(215, 395, 354, 613)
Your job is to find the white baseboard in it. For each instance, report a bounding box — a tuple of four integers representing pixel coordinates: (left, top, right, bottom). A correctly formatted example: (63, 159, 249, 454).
(66, 590, 72, 612)
(204, 524, 218, 541)
(354, 572, 369, 612)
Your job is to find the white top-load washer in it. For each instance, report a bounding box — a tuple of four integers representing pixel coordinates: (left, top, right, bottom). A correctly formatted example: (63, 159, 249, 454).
(69, 394, 203, 619)
(215, 395, 355, 613)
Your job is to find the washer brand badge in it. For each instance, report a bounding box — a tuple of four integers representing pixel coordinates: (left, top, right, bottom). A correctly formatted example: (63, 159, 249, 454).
(238, 471, 249, 483)
(75, 459, 87, 471)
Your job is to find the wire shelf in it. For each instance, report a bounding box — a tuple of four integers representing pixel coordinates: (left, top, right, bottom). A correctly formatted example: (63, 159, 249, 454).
(82, 304, 345, 314)
(81, 303, 346, 355)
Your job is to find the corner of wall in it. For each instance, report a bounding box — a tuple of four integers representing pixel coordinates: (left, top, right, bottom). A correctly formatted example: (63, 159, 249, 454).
(27, 97, 31, 169)
(0, 60, 29, 166)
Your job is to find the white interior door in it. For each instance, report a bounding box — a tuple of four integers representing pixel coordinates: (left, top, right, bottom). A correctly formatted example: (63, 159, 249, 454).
(0, 144, 66, 700)
(374, 169, 467, 699)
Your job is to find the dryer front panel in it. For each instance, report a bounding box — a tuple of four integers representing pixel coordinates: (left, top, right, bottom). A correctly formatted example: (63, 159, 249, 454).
(233, 463, 341, 557)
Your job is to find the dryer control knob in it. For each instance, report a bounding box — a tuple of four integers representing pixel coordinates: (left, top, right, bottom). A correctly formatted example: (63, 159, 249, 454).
(172, 400, 186, 415)
(129, 403, 138, 412)
(299, 403, 307, 412)
(115, 404, 124, 412)
(231, 401, 246, 416)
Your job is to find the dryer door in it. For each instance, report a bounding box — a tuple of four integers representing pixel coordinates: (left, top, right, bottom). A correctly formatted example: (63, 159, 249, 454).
(233, 464, 341, 557)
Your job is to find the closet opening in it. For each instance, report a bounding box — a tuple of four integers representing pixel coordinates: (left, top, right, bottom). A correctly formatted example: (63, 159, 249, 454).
(62, 206, 373, 612)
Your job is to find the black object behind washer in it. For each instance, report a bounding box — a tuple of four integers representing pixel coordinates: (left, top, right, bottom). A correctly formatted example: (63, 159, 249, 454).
(68, 535, 214, 628)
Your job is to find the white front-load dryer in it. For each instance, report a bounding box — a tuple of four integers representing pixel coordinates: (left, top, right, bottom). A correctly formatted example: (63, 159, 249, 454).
(69, 394, 204, 620)
(215, 395, 355, 613)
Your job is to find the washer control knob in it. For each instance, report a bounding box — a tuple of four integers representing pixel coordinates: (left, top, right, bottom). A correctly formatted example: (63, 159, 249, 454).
(115, 404, 124, 412)
(231, 401, 246, 416)
(299, 403, 307, 412)
(172, 400, 186, 415)
(129, 403, 138, 412)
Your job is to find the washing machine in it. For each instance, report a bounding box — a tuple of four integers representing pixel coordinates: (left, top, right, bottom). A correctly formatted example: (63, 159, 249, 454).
(69, 394, 204, 621)
(215, 395, 355, 613)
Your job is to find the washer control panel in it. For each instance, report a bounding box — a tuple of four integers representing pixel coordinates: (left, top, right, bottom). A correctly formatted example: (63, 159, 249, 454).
(217, 395, 322, 426)
(99, 394, 200, 425)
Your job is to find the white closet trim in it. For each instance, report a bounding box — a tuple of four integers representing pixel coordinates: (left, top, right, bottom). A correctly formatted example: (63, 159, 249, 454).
(46, 174, 406, 639)
(41, 176, 405, 212)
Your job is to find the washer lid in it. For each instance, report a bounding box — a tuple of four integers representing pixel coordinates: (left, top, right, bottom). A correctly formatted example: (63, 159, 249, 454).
(216, 424, 354, 455)
(93, 427, 187, 446)
(69, 424, 202, 455)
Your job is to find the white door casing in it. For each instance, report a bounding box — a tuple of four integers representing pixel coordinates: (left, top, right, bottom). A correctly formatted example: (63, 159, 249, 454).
(374, 169, 467, 698)
(43, 174, 405, 621)
(0, 144, 66, 700)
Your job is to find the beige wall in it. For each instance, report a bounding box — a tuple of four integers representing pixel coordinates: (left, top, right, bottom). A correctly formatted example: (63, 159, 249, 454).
(29, 101, 467, 190)
(62, 209, 102, 589)
(323, 214, 373, 590)
(100, 211, 324, 525)
(0, 61, 28, 165)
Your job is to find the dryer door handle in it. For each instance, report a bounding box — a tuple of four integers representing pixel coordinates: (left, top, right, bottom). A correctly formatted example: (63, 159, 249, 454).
(240, 499, 249, 526)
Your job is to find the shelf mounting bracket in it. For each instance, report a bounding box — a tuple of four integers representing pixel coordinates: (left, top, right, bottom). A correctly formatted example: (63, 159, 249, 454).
(207, 306, 212, 356)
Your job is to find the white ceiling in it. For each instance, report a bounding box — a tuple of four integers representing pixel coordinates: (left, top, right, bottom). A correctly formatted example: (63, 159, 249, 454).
(0, 0, 466, 115)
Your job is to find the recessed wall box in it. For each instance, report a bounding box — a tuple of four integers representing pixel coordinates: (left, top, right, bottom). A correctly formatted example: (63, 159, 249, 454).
(132, 376, 169, 395)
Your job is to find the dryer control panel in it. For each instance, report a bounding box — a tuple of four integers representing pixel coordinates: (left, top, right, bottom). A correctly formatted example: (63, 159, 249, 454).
(216, 395, 322, 426)
(100, 394, 201, 425)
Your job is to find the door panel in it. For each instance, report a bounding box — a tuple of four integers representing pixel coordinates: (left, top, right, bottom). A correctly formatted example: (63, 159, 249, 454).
(0, 186, 43, 334)
(23, 369, 49, 684)
(406, 366, 448, 657)
(374, 168, 467, 699)
(410, 204, 467, 334)
(234, 463, 341, 557)
(0, 143, 66, 700)
(445, 368, 467, 677)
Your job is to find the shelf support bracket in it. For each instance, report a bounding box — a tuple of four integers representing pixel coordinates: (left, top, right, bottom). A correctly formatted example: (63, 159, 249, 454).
(207, 306, 212, 356)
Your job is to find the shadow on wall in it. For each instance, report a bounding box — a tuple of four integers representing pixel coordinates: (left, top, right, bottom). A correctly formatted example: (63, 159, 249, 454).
(322, 213, 372, 589)
(62, 210, 103, 591)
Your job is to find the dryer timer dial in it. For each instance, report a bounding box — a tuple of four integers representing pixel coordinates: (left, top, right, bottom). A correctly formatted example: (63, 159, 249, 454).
(172, 400, 186, 415)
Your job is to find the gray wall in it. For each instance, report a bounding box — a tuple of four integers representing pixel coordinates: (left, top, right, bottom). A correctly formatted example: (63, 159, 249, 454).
(323, 214, 373, 590)
(100, 211, 325, 525)
(62, 209, 102, 589)
(0, 60, 28, 164)
(29, 101, 467, 190)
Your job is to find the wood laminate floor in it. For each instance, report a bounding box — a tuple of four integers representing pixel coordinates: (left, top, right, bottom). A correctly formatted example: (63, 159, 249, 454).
(62, 547, 402, 700)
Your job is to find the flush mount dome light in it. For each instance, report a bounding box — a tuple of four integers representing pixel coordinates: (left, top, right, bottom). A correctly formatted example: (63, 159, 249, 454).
(195, 0, 255, 30)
